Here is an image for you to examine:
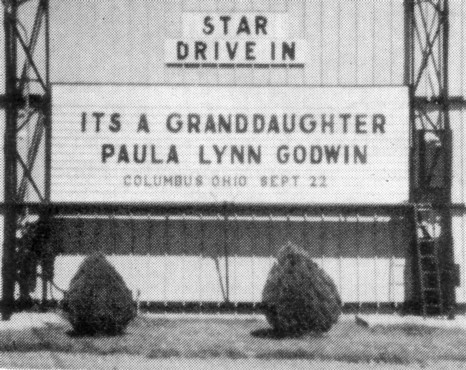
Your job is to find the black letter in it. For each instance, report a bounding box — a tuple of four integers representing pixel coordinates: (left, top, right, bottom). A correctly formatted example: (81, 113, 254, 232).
(310, 146, 322, 164)
(237, 16, 251, 35)
(219, 16, 231, 35)
(188, 114, 201, 133)
(256, 16, 267, 35)
(253, 114, 265, 133)
(282, 42, 296, 61)
(102, 144, 114, 163)
(373, 114, 386, 134)
(110, 113, 121, 132)
(167, 145, 179, 164)
(356, 114, 367, 134)
(226, 42, 239, 60)
(137, 114, 150, 133)
(195, 41, 207, 60)
(324, 145, 340, 163)
(199, 145, 211, 164)
(235, 114, 248, 133)
(245, 41, 256, 60)
(177, 41, 189, 60)
(134, 145, 146, 163)
(167, 113, 182, 133)
(215, 41, 220, 60)
(354, 145, 367, 164)
(151, 145, 162, 164)
(277, 145, 289, 164)
(339, 114, 351, 133)
(218, 114, 231, 133)
(92, 112, 105, 132)
(268, 115, 280, 133)
(300, 115, 316, 133)
(248, 146, 261, 164)
(294, 146, 306, 164)
(283, 114, 296, 133)
(321, 114, 334, 133)
(118, 145, 130, 163)
(203, 16, 214, 35)
(213, 145, 227, 163)
(205, 114, 217, 133)
(81, 112, 86, 132)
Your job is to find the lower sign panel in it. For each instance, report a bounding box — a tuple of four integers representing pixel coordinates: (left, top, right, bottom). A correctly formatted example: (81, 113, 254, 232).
(51, 85, 409, 205)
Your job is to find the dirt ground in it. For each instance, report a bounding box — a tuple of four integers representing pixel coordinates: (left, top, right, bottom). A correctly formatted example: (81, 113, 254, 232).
(0, 353, 466, 370)
(1, 312, 466, 369)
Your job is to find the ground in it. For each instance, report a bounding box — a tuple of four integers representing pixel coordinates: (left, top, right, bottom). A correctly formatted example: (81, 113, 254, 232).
(0, 312, 466, 369)
(4, 355, 466, 369)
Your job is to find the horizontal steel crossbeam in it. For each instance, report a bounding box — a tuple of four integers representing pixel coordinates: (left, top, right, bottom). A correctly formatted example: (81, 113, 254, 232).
(0, 94, 49, 110)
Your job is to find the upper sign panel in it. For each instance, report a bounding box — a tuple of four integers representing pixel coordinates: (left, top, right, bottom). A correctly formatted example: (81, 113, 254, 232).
(165, 13, 307, 66)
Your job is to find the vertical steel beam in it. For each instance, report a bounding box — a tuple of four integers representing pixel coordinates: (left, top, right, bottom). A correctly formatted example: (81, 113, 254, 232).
(42, 0, 51, 306)
(2, 0, 18, 320)
(43, 0, 50, 203)
(222, 204, 230, 303)
(404, 0, 414, 87)
(405, 0, 421, 315)
(407, 0, 455, 316)
(405, 0, 415, 203)
(439, 0, 455, 316)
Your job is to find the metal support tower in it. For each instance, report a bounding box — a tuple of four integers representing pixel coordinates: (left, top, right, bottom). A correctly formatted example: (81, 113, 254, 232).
(1, 0, 50, 320)
(405, 0, 455, 316)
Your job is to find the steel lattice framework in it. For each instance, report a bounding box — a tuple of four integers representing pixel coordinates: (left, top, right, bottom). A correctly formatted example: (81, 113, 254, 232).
(1, 0, 50, 319)
(0, 0, 465, 320)
(406, 0, 456, 316)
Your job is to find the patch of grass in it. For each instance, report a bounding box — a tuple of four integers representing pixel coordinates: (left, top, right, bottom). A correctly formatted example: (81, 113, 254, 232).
(256, 348, 316, 360)
(1, 313, 466, 365)
(370, 324, 439, 336)
(146, 348, 181, 359)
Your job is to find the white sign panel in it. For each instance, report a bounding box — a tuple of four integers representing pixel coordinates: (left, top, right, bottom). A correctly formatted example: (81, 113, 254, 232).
(164, 39, 307, 65)
(52, 85, 409, 205)
(165, 13, 306, 66)
(182, 13, 290, 38)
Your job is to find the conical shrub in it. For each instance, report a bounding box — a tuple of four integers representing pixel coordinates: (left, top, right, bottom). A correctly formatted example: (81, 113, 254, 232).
(262, 243, 341, 335)
(63, 253, 136, 335)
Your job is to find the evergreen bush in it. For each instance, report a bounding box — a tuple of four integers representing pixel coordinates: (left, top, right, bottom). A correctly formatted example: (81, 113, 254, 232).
(63, 252, 136, 335)
(262, 243, 341, 335)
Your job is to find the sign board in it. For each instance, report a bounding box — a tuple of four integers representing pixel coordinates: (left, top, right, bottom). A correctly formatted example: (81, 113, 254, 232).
(165, 13, 307, 66)
(51, 85, 409, 205)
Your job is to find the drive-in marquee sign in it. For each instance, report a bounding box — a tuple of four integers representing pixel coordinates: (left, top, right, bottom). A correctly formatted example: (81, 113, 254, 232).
(51, 84, 409, 204)
(165, 13, 307, 67)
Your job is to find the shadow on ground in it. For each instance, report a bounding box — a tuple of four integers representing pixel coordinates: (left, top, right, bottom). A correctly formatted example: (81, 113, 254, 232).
(250, 327, 326, 340)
